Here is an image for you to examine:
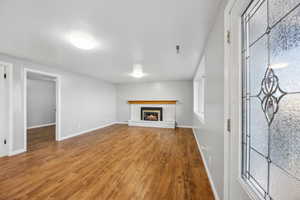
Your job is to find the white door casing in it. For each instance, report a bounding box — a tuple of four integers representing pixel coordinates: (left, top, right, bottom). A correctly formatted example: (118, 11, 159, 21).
(224, 0, 262, 200)
(0, 62, 12, 157)
(23, 68, 62, 153)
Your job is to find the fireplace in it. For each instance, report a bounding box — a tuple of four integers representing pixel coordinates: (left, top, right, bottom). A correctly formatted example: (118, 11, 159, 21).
(141, 107, 163, 121)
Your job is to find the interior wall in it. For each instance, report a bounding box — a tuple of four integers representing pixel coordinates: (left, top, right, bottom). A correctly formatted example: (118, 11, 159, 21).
(192, 2, 227, 199)
(116, 81, 193, 126)
(0, 53, 117, 152)
(27, 79, 56, 128)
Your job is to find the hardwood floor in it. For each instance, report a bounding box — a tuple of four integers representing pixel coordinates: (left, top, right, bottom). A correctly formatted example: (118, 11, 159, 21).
(27, 125, 56, 151)
(0, 124, 214, 200)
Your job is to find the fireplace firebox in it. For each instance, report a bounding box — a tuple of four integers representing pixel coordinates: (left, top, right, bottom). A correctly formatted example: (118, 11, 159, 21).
(141, 107, 163, 121)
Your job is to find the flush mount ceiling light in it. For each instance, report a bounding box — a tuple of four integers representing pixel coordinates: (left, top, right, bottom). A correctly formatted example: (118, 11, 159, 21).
(130, 64, 147, 78)
(67, 31, 99, 50)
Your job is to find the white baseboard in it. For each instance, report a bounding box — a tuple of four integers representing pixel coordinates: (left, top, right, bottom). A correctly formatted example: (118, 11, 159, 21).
(176, 125, 194, 128)
(59, 122, 116, 141)
(9, 148, 26, 156)
(9, 122, 116, 156)
(192, 128, 220, 200)
(114, 121, 128, 124)
(27, 123, 56, 130)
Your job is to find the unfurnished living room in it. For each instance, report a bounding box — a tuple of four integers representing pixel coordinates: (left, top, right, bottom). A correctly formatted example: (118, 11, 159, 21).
(0, 0, 300, 199)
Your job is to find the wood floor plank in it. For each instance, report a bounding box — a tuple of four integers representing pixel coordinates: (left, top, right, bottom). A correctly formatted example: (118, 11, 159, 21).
(0, 124, 214, 200)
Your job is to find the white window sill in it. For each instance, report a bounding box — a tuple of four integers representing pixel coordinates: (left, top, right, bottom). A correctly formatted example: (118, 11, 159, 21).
(194, 112, 205, 124)
(237, 177, 263, 200)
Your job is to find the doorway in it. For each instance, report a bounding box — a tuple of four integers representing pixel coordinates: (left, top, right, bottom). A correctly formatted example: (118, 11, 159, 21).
(24, 69, 61, 152)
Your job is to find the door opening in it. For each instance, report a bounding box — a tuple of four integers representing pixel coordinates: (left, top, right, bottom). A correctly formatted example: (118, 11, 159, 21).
(24, 69, 61, 152)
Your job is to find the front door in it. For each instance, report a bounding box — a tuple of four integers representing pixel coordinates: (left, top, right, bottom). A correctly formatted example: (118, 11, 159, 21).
(239, 0, 300, 199)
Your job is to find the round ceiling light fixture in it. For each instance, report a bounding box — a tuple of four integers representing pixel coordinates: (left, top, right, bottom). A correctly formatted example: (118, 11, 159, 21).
(130, 64, 147, 78)
(67, 31, 99, 50)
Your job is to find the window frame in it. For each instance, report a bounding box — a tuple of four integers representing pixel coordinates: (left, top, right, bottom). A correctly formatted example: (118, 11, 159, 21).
(240, 1, 270, 199)
(224, 0, 265, 199)
(193, 56, 206, 123)
(239, 0, 300, 199)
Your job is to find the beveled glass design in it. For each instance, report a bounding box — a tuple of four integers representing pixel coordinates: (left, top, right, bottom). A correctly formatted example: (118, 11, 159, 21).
(242, 0, 300, 199)
(249, 0, 268, 44)
(250, 36, 268, 95)
(250, 98, 269, 155)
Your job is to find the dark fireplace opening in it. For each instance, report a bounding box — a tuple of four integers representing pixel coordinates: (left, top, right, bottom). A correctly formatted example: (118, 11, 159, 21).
(141, 107, 163, 121)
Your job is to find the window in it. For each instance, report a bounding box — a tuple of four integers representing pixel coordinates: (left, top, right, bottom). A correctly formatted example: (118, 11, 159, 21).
(241, 0, 300, 199)
(194, 56, 206, 122)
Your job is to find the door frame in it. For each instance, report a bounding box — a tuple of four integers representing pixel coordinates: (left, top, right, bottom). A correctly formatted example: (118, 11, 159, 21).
(0, 61, 13, 157)
(24, 68, 61, 151)
(224, 0, 263, 200)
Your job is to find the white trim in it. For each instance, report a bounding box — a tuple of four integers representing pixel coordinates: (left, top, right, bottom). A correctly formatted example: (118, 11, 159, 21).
(224, 1, 262, 200)
(194, 112, 205, 124)
(176, 125, 194, 128)
(8, 64, 13, 156)
(24, 68, 62, 152)
(27, 123, 56, 130)
(193, 56, 206, 123)
(59, 122, 116, 141)
(0, 61, 13, 157)
(114, 121, 128, 124)
(9, 122, 116, 156)
(56, 74, 62, 141)
(192, 128, 220, 200)
(223, 1, 233, 199)
(238, 178, 263, 200)
(9, 148, 26, 156)
(24, 69, 27, 151)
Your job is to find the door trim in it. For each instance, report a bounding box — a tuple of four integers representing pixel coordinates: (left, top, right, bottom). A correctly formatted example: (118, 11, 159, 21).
(24, 68, 61, 152)
(0, 61, 13, 157)
(224, 0, 261, 200)
(223, 1, 233, 199)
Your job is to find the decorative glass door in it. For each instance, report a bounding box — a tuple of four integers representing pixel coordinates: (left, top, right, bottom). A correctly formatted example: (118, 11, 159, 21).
(242, 0, 300, 199)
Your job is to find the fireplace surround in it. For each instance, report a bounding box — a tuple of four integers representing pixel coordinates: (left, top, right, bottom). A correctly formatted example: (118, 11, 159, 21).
(128, 100, 177, 128)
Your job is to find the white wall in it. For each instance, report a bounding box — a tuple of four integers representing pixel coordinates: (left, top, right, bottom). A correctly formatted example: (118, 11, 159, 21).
(0, 53, 116, 152)
(27, 79, 56, 128)
(192, 2, 226, 199)
(193, 1, 254, 199)
(116, 81, 193, 126)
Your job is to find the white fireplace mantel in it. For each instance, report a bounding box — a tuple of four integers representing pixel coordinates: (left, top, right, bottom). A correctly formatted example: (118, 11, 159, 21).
(128, 100, 176, 128)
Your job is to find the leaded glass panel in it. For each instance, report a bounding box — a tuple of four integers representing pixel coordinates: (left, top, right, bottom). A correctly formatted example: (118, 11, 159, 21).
(250, 98, 269, 155)
(242, 0, 300, 199)
(270, 6, 300, 93)
(250, 149, 268, 190)
(269, 0, 300, 26)
(270, 94, 300, 179)
(249, 0, 268, 44)
(250, 36, 268, 95)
